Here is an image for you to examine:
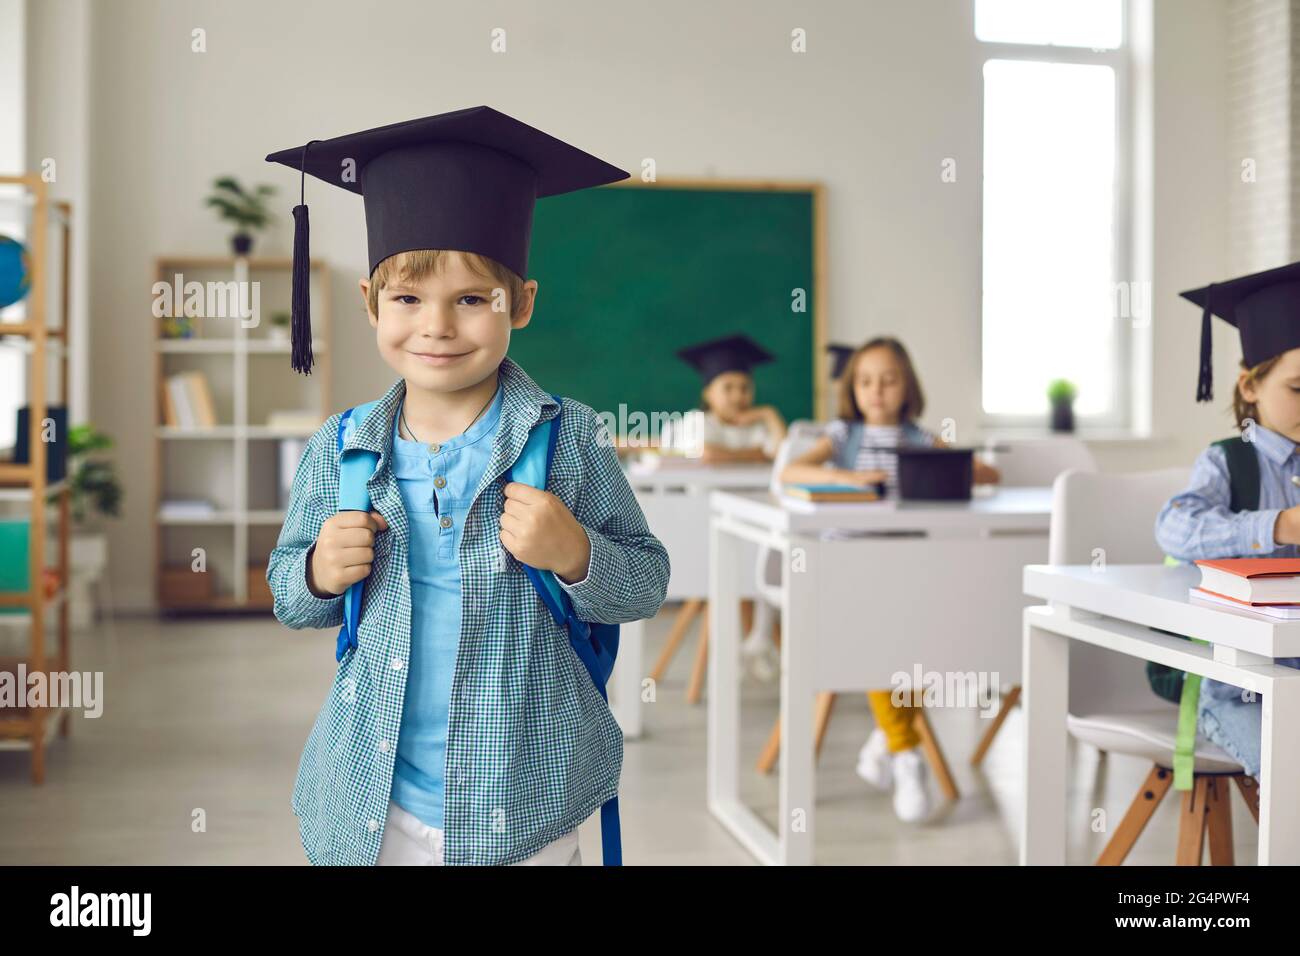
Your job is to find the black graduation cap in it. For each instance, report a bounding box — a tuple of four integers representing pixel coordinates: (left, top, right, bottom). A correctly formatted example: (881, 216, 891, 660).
(826, 342, 855, 380)
(676, 334, 775, 384)
(1181, 260, 1300, 402)
(265, 106, 629, 373)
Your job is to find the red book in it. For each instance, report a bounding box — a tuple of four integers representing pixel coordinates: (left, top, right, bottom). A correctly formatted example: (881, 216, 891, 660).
(1195, 558, 1300, 605)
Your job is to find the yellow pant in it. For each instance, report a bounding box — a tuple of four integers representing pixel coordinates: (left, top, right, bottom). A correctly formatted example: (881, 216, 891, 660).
(867, 689, 921, 753)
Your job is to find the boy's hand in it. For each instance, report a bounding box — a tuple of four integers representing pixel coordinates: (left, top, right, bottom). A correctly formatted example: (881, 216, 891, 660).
(308, 510, 389, 597)
(500, 482, 592, 583)
(1275, 505, 1300, 546)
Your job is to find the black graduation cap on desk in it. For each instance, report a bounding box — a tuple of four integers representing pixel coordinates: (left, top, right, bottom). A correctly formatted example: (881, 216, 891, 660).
(676, 334, 775, 385)
(826, 342, 855, 380)
(1181, 260, 1300, 402)
(265, 106, 630, 374)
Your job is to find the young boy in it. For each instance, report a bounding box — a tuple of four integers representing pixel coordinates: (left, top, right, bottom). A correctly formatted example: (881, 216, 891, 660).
(264, 107, 670, 866)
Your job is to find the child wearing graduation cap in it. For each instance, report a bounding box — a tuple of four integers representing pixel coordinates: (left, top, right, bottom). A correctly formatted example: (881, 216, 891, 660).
(1155, 261, 1300, 783)
(659, 334, 788, 461)
(264, 107, 670, 866)
(780, 336, 1000, 822)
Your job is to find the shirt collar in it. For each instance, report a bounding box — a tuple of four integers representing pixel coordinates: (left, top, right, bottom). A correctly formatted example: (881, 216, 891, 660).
(391, 379, 504, 454)
(342, 356, 560, 469)
(1249, 423, 1299, 466)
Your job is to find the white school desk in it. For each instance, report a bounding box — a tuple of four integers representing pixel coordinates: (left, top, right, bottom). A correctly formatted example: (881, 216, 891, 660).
(607, 462, 769, 739)
(1021, 563, 1300, 865)
(708, 486, 1053, 865)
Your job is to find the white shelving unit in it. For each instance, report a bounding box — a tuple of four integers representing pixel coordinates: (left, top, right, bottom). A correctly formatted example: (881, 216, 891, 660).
(153, 255, 331, 610)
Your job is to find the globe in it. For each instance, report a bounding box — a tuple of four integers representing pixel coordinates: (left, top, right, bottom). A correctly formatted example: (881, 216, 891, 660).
(0, 234, 32, 309)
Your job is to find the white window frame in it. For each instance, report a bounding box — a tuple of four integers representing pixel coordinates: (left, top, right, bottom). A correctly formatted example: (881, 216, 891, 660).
(978, 5, 1135, 432)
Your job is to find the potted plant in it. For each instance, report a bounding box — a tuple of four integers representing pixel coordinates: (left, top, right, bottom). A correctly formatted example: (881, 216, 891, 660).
(205, 177, 276, 257)
(268, 309, 291, 342)
(58, 425, 123, 628)
(1047, 378, 1078, 433)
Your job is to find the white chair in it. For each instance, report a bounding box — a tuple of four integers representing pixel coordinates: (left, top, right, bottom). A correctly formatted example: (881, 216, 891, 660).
(743, 421, 826, 669)
(1049, 467, 1257, 865)
(983, 435, 1097, 488)
(970, 436, 1097, 763)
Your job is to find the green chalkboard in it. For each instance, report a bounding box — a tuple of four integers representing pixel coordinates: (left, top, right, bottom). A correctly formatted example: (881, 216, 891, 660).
(510, 183, 819, 436)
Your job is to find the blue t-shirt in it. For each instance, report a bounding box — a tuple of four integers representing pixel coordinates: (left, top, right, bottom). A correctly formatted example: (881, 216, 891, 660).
(388, 382, 504, 828)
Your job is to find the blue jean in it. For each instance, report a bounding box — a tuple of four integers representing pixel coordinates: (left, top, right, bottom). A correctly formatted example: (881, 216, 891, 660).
(1198, 682, 1262, 780)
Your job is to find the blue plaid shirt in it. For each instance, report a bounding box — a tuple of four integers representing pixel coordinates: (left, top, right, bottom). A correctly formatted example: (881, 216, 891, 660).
(267, 357, 670, 864)
(1154, 424, 1300, 697)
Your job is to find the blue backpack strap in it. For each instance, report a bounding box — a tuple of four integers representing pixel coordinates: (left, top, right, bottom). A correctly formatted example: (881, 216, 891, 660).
(834, 420, 863, 470)
(504, 394, 622, 865)
(335, 401, 381, 662)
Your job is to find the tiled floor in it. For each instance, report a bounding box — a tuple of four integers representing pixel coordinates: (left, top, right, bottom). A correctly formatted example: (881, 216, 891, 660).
(0, 605, 1260, 865)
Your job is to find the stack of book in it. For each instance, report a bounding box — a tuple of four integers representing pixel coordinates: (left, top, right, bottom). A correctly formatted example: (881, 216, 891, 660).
(1192, 558, 1300, 620)
(782, 483, 882, 503)
(161, 371, 218, 428)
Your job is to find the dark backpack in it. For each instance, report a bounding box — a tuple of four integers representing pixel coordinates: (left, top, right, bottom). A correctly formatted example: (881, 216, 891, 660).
(1145, 436, 1259, 702)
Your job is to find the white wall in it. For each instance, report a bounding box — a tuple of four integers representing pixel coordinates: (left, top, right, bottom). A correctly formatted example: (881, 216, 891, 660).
(21, 0, 1233, 609)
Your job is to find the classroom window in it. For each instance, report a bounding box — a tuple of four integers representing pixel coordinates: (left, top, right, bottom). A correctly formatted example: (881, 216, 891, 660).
(978, 1, 1130, 423)
(975, 0, 1123, 49)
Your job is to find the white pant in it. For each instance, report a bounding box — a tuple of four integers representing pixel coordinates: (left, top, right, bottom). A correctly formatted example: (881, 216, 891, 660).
(376, 799, 582, 866)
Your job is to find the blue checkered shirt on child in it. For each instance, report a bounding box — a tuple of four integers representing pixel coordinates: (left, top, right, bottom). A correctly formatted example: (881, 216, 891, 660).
(267, 357, 670, 865)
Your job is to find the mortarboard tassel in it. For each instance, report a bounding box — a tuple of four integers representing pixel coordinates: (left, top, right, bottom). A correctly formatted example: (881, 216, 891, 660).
(1196, 283, 1215, 403)
(290, 140, 319, 375)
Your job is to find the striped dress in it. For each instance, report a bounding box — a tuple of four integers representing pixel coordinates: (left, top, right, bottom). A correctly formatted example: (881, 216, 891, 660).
(824, 419, 938, 489)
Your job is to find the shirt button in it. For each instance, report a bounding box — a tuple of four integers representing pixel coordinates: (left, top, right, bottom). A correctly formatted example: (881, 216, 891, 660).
(390, 658, 404, 671)
(367, 819, 380, 833)
(379, 739, 391, 753)
(440, 515, 453, 529)
(429, 442, 441, 454)
(434, 476, 446, 489)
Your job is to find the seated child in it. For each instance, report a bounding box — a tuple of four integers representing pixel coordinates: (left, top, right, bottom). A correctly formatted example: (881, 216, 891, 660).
(1155, 262, 1300, 781)
(660, 334, 787, 462)
(780, 336, 999, 822)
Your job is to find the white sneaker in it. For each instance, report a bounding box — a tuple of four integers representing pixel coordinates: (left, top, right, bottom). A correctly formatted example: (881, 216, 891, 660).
(891, 748, 932, 823)
(855, 729, 892, 790)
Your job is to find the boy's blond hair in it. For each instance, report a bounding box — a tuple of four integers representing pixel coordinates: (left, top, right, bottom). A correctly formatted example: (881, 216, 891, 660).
(366, 249, 526, 319)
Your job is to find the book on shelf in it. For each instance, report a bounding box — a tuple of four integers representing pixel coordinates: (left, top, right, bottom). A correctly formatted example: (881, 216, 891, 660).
(162, 371, 218, 429)
(265, 410, 323, 432)
(159, 499, 217, 518)
(1194, 558, 1300, 605)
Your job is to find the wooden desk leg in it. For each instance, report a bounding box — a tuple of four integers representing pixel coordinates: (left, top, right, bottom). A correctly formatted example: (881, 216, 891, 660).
(914, 709, 959, 801)
(970, 684, 1021, 767)
(1258, 673, 1300, 864)
(688, 600, 754, 705)
(757, 691, 835, 775)
(1095, 764, 1171, 866)
(1205, 776, 1234, 866)
(686, 611, 710, 705)
(1175, 776, 1210, 866)
(1231, 774, 1260, 823)
(650, 599, 702, 683)
(1021, 615, 1070, 865)
(757, 716, 782, 774)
